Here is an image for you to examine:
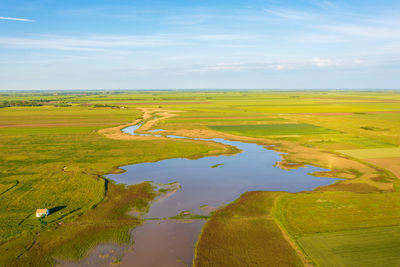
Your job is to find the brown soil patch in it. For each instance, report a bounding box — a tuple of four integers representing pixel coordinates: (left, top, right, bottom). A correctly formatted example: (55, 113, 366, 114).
(365, 158, 400, 179)
(136, 108, 182, 131)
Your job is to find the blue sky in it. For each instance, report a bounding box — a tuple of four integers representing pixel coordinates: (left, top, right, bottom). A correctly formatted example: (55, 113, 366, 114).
(1, 0, 399, 90)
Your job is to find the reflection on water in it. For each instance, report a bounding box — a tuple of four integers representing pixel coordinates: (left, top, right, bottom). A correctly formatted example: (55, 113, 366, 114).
(118, 220, 205, 267)
(67, 124, 340, 266)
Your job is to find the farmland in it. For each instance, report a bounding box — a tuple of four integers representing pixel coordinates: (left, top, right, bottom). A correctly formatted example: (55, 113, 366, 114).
(1, 90, 400, 266)
(337, 147, 400, 159)
(194, 191, 303, 267)
(298, 225, 400, 267)
(210, 123, 340, 137)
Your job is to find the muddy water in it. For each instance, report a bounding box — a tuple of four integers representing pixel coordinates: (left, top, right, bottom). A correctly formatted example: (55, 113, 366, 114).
(67, 124, 340, 266)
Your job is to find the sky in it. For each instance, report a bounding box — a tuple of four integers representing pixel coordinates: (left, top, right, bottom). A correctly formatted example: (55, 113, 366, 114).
(0, 0, 400, 90)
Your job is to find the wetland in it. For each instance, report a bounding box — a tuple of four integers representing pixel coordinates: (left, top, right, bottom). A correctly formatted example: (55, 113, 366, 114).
(2, 90, 400, 266)
(69, 122, 340, 266)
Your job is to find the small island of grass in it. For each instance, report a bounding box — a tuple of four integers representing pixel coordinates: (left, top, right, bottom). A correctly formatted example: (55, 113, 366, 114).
(211, 163, 224, 168)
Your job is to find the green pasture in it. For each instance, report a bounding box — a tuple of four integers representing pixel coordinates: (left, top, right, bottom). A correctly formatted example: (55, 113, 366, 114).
(162, 118, 286, 124)
(299, 225, 400, 267)
(289, 112, 400, 146)
(0, 126, 101, 135)
(210, 123, 340, 136)
(331, 136, 396, 149)
(295, 135, 395, 150)
(0, 106, 141, 126)
(159, 118, 287, 128)
(273, 191, 400, 266)
(274, 192, 400, 237)
(239, 103, 398, 114)
(175, 111, 264, 118)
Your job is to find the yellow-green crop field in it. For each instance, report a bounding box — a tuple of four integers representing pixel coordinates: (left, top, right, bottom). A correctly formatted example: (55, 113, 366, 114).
(337, 147, 400, 159)
(1, 90, 400, 266)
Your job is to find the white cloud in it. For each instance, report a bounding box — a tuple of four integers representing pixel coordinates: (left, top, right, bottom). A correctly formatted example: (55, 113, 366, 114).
(183, 56, 375, 73)
(311, 58, 333, 67)
(0, 16, 34, 22)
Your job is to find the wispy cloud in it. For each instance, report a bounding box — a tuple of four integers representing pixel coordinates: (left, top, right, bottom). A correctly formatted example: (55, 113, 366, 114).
(264, 8, 318, 20)
(0, 35, 177, 52)
(311, 0, 338, 10)
(316, 24, 400, 39)
(183, 57, 368, 73)
(0, 16, 34, 22)
(0, 33, 249, 52)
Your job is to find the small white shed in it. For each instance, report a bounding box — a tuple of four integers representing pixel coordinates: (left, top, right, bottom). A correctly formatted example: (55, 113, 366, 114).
(36, 209, 49, 217)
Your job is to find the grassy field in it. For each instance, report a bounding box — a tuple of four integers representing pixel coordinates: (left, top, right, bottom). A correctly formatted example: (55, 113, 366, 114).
(337, 147, 400, 159)
(298, 225, 400, 267)
(0, 98, 232, 266)
(194, 189, 400, 266)
(194, 191, 303, 267)
(2, 90, 400, 266)
(210, 123, 340, 137)
(2, 182, 154, 266)
(272, 191, 400, 266)
(275, 192, 400, 236)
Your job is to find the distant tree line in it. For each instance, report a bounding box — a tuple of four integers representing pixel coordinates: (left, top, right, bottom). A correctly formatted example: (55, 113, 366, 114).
(0, 99, 50, 108)
(92, 104, 126, 109)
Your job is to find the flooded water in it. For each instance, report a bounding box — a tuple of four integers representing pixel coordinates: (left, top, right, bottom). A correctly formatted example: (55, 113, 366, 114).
(66, 123, 340, 266)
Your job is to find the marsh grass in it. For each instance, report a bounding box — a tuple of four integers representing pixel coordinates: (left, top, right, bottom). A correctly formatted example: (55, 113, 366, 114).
(2, 182, 154, 266)
(194, 191, 303, 267)
(0, 100, 226, 266)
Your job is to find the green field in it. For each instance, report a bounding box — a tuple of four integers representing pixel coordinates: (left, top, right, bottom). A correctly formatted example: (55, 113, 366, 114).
(1, 90, 400, 266)
(298, 225, 400, 267)
(275, 192, 400, 236)
(194, 192, 303, 267)
(210, 123, 340, 136)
